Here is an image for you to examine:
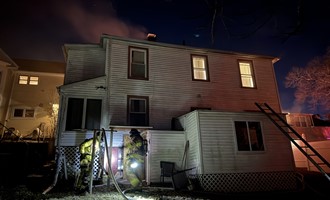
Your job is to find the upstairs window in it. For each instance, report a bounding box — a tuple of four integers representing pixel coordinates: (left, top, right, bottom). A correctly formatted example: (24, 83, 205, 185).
(12, 108, 35, 118)
(19, 75, 39, 85)
(238, 60, 255, 88)
(191, 55, 209, 81)
(65, 98, 102, 131)
(129, 47, 148, 80)
(127, 95, 149, 126)
(288, 115, 310, 127)
(235, 121, 264, 151)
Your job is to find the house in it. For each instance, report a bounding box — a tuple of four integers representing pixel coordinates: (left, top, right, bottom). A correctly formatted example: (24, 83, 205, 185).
(1, 58, 65, 141)
(0, 49, 18, 130)
(286, 112, 330, 172)
(57, 34, 298, 192)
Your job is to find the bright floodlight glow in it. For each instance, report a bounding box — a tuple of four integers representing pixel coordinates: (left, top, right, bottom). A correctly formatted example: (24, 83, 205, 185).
(130, 161, 138, 169)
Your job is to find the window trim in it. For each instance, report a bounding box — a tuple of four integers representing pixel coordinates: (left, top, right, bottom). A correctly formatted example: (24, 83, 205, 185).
(238, 60, 256, 88)
(128, 46, 149, 80)
(191, 54, 210, 81)
(11, 107, 35, 118)
(127, 95, 149, 126)
(234, 121, 264, 152)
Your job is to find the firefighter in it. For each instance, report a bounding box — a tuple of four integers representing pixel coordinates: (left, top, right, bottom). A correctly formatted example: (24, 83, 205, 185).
(125, 129, 146, 188)
(75, 132, 102, 193)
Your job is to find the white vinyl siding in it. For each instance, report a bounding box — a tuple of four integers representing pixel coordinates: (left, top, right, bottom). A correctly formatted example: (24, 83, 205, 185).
(177, 110, 295, 174)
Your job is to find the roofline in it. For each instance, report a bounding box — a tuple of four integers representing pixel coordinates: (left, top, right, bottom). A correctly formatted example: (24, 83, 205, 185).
(62, 34, 280, 61)
(0, 48, 19, 69)
(100, 34, 280, 60)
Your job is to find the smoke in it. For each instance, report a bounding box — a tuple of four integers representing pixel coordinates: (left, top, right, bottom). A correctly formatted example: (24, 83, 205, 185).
(0, 0, 149, 61)
(53, 0, 148, 43)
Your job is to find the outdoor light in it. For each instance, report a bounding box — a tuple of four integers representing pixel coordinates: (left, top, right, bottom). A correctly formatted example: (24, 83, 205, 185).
(130, 161, 138, 169)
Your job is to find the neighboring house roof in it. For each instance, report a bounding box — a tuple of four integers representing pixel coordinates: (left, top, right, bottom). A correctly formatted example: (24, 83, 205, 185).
(13, 58, 65, 74)
(0, 48, 19, 68)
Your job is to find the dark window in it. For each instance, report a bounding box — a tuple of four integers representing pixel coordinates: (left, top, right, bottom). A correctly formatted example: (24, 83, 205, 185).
(128, 47, 148, 80)
(235, 121, 264, 151)
(66, 98, 101, 131)
(85, 99, 101, 129)
(128, 95, 149, 126)
(13, 108, 35, 118)
(14, 109, 24, 117)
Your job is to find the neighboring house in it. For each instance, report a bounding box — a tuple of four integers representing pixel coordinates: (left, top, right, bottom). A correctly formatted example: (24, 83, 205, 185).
(57, 34, 298, 192)
(3, 59, 65, 141)
(0, 49, 18, 130)
(286, 112, 330, 172)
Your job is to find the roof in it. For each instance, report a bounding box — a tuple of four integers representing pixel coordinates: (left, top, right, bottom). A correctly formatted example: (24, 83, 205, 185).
(101, 34, 280, 63)
(13, 58, 66, 74)
(0, 48, 19, 68)
(62, 34, 280, 64)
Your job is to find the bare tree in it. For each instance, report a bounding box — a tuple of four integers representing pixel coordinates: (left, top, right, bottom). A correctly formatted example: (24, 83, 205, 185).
(285, 47, 330, 113)
(186, 0, 305, 46)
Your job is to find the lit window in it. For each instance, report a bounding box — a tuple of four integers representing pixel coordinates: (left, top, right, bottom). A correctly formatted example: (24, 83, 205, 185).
(29, 76, 39, 85)
(19, 76, 28, 84)
(235, 121, 264, 151)
(13, 108, 35, 118)
(19, 75, 39, 85)
(129, 47, 148, 80)
(238, 61, 255, 88)
(191, 55, 209, 81)
(128, 95, 149, 126)
(65, 98, 102, 131)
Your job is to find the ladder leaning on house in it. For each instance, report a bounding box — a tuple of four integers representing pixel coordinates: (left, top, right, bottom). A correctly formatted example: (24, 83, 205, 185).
(255, 102, 330, 182)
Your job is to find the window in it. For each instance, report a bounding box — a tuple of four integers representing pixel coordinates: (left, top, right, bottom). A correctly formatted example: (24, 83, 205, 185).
(129, 47, 148, 80)
(238, 60, 255, 88)
(191, 55, 209, 81)
(288, 115, 309, 127)
(19, 75, 39, 85)
(12, 108, 35, 118)
(65, 98, 102, 131)
(235, 121, 264, 151)
(127, 95, 149, 126)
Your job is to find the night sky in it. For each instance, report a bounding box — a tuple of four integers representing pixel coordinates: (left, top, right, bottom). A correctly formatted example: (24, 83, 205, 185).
(0, 0, 329, 115)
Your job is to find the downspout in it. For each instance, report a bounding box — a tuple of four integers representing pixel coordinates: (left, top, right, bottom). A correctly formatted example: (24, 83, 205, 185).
(43, 87, 66, 194)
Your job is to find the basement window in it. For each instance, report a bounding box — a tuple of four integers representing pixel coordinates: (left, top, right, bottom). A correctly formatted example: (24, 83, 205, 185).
(234, 121, 264, 151)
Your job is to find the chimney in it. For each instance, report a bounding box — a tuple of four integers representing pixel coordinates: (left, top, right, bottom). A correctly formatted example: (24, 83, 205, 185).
(147, 33, 157, 41)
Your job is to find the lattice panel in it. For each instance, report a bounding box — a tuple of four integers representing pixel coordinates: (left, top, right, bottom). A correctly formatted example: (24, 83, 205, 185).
(57, 146, 104, 179)
(189, 171, 299, 193)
